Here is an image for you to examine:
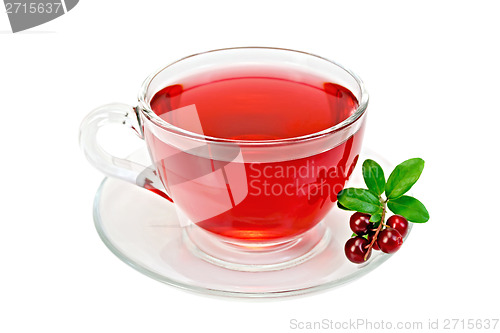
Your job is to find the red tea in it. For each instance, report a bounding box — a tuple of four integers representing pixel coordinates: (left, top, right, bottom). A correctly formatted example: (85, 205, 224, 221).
(147, 67, 364, 241)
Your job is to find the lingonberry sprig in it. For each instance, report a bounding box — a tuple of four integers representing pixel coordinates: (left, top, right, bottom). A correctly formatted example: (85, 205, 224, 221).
(338, 158, 429, 264)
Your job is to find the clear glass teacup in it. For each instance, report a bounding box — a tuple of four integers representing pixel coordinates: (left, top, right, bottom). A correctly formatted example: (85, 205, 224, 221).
(80, 47, 368, 271)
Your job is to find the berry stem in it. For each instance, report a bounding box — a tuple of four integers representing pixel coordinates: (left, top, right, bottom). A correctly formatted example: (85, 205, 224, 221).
(364, 199, 388, 260)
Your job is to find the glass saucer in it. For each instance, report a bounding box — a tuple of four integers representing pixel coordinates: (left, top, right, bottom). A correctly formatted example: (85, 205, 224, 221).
(92, 148, 410, 298)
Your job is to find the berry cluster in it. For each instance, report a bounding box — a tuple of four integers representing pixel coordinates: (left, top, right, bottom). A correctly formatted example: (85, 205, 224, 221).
(337, 158, 429, 264)
(345, 212, 409, 263)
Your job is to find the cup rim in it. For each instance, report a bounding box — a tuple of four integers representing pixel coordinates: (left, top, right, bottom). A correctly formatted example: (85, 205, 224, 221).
(137, 46, 368, 145)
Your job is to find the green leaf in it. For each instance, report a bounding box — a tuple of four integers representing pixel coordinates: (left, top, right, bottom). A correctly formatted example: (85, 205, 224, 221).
(337, 201, 354, 211)
(387, 195, 429, 223)
(337, 188, 382, 214)
(362, 159, 386, 196)
(385, 158, 425, 199)
(369, 211, 382, 223)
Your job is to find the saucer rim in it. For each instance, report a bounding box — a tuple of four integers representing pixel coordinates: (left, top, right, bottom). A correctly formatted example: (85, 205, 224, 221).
(93, 175, 408, 299)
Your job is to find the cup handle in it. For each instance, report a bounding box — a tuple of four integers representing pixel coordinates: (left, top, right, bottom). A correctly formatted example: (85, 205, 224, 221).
(79, 103, 172, 202)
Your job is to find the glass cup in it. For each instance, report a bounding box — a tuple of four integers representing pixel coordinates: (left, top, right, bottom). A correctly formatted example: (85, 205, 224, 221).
(80, 47, 368, 272)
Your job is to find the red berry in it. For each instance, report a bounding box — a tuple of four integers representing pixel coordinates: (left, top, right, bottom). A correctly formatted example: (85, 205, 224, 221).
(378, 228, 403, 254)
(344, 236, 372, 263)
(387, 215, 409, 237)
(367, 231, 381, 251)
(349, 212, 373, 235)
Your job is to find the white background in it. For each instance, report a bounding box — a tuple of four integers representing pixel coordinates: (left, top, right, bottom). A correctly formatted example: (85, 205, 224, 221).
(1, 1, 499, 332)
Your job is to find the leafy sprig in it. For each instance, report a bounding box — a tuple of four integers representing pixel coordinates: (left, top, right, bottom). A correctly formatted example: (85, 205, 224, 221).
(338, 158, 429, 260)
